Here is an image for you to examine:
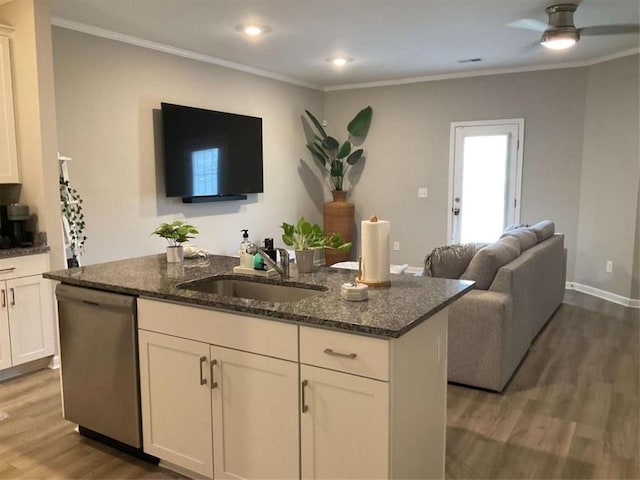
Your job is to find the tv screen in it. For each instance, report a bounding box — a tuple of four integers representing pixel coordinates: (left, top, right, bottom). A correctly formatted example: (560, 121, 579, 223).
(161, 103, 263, 202)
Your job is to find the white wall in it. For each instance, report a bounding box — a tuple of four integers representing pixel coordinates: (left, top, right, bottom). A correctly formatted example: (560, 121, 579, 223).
(52, 27, 324, 265)
(323, 68, 588, 276)
(575, 55, 639, 298)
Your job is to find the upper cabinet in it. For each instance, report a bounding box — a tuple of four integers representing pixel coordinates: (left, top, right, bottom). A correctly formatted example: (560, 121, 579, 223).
(0, 26, 19, 184)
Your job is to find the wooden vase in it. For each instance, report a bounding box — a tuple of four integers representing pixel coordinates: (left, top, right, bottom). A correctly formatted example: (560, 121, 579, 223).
(323, 190, 354, 266)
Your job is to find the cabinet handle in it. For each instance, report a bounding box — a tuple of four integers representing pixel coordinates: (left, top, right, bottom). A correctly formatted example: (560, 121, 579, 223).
(10, 288, 15, 306)
(323, 348, 357, 359)
(199, 356, 207, 386)
(1, 289, 5, 308)
(301, 379, 309, 413)
(210, 359, 218, 389)
(0, 267, 15, 274)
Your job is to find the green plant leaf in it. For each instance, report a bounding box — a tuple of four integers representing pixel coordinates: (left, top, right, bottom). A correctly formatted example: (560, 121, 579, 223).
(301, 115, 318, 146)
(330, 160, 343, 178)
(306, 144, 326, 166)
(337, 141, 351, 160)
(322, 136, 339, 151)
(347, 106, 373, 139)
(346, 149, 364, 165)
(305, 110, 327, 138)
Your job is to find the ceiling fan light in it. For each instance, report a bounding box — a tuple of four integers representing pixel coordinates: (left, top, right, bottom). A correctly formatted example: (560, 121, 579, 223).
(540, 28, 580, 50)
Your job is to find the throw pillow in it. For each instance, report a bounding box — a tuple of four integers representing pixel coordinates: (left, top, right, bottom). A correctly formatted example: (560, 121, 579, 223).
(423, 243, 483, 279)
(460, 236, 521, 290)
(500, 227, 538, 251)
(529, 220, 555, 242)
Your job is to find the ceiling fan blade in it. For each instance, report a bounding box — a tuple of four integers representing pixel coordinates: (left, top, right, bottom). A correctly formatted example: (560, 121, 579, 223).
(508, 18, 549, 32)
(579, 24, 640, 36)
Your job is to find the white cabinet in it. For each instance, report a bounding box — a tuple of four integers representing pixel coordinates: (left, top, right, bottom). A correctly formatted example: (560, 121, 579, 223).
(138, 298, 449, 480)
(300, 364, 389, 480)
(0, 27, 19, 184)
(138, 330, 213, 477)
(138, 299, 299, 480)
(0, 254, 55, 371)
(211, 346, 299, 480)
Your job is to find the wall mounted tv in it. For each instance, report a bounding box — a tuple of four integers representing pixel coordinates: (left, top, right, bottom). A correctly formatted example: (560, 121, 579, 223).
(161, 102, 263, 203)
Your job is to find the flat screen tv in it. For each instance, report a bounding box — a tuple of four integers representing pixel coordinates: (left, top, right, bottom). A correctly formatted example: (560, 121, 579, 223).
(161, 102, 263, 203)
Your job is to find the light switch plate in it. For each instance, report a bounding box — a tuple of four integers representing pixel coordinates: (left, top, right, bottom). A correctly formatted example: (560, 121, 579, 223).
(418, 188, 428, 198)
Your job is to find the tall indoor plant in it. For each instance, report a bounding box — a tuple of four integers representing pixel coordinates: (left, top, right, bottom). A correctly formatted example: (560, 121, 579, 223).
(301, 106, 373, 265)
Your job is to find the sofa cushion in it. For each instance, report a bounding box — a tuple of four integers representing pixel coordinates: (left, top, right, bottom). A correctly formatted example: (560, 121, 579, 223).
(460, 236, 521, 290)
(529, 220, 555, 242)
(501, 227, 538, 251)
(423, 243, 483, 279)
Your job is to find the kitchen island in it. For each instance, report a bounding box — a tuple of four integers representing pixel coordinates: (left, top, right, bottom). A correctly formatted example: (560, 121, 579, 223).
(45, 254, 474, 480)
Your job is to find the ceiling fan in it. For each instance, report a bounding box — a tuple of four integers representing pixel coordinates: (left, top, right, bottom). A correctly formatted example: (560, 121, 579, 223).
(510, 3, 640, 50)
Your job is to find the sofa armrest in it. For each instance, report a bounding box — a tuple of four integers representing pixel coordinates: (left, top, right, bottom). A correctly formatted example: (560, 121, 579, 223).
(448, 290, 513, 391)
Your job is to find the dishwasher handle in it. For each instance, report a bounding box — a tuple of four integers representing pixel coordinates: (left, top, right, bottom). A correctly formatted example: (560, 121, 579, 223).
(55, 284, 136, 314)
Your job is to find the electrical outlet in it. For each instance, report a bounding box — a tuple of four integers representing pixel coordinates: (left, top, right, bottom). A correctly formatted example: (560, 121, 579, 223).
(606, 260, 613, 273)
(393, 241, 400, 251)
(418, 187, 428, 198)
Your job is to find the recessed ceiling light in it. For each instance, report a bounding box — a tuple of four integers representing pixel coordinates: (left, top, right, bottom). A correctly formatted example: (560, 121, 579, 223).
(327, 57, 353, 67)
(235, 25, 271, 37)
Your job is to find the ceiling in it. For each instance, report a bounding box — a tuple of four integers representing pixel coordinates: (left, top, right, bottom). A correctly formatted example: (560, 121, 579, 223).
(49, 0, 640, 90)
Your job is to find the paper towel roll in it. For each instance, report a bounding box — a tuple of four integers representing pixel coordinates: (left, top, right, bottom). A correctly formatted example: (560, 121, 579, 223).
(360, 218, 390, 286)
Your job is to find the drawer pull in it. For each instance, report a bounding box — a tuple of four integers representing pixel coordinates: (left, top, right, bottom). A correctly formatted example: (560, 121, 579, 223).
(0, 267, 15, 274)
(323, 348, 357, 359)
(210, 359, 218, 389)
(1, 289, 5, 308)
(199, 356, 207, 386)
(301, 379, 309, 413)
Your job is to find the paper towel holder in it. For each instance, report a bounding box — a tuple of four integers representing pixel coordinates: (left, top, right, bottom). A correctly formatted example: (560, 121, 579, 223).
(356, 256, 391, 288)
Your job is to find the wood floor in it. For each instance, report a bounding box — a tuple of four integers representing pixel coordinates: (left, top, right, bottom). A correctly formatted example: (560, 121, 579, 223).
(0, 291, 637, 479)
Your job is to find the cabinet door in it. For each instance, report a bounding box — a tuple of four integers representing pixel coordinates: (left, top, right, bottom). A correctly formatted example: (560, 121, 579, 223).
(7, 275, 54, 366)
(139, 330, 213, 478)
(300, 365, 389, 480)
(0, 288, 11, 369)
(211, 345, 299, 480)
(0, 35, 19, 184)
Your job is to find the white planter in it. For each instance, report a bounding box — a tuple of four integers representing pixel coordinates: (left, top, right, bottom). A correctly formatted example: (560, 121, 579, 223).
(295, 249, 315, 273)
(167, 245, 184, 263)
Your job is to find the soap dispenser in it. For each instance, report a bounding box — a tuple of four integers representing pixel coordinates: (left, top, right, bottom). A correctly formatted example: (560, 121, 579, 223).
(239, 229, 252, 268)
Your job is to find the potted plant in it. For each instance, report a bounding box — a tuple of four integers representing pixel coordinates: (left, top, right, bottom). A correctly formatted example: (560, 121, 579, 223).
(152, 220, 199, 263)
(301, 106, 373, 266)
(60, 176, 87, 268)
(281, 217, 351, 273)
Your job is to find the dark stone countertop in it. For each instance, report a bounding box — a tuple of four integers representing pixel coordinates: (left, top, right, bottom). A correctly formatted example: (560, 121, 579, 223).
(43, 254, 474, 338)
(0, 232, 50, 259)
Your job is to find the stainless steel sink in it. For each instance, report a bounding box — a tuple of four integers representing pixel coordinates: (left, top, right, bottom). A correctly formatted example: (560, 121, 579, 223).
(178, 277, 326, 303)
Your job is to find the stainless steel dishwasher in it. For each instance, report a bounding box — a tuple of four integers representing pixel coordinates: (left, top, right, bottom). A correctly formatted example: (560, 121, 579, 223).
(56, 284, 144, 452)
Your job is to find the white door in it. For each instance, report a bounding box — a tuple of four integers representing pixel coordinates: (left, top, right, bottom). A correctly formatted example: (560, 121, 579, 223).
(300, 365, 389, 480)
(138, 330, 213, 478)
(7, 275, 55, 366)
(449, 119, 523, 244)
(0, 285, 11, 369)
(0, 34, 19, 184)
(211, 346, 299, 480)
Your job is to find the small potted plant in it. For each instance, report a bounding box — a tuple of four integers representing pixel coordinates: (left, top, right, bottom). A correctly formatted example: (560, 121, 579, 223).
(281, 217, 351, 273)
(152, 220, 199, 263)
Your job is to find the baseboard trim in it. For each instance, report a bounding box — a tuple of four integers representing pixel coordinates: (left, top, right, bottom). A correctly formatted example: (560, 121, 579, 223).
(48, 355, 60, 369)
(566, 282, 640, 309)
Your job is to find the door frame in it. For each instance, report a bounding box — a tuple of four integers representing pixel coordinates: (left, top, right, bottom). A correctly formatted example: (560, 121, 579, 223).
(447, 118, 525, 244)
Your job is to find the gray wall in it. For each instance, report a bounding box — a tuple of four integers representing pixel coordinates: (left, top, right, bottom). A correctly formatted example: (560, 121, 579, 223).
(52, 27, 324, 265)
(575, 55, 639, 298)
(323, 68, 588, 277)
(632, 183, 640, 299)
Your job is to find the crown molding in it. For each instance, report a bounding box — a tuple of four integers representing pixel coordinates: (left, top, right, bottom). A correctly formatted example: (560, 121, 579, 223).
(325, 47, 640, 92)
(51, 17, 638, 94)
(51, 17, 323, 91)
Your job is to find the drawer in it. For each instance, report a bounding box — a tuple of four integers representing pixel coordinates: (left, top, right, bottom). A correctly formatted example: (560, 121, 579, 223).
(138, 298, 298, 362)
(0, 254, 49, 280)
(300, 326, 389, 381)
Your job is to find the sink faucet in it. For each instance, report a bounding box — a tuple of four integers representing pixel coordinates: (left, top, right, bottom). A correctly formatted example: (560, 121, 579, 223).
(246, 243, 290, 280)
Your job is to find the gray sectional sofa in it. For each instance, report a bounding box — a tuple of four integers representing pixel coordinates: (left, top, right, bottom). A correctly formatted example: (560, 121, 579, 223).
(424, 221, 566, 391)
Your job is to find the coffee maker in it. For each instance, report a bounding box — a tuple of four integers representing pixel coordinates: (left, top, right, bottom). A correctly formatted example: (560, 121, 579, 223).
(0, 204, 33, 248)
